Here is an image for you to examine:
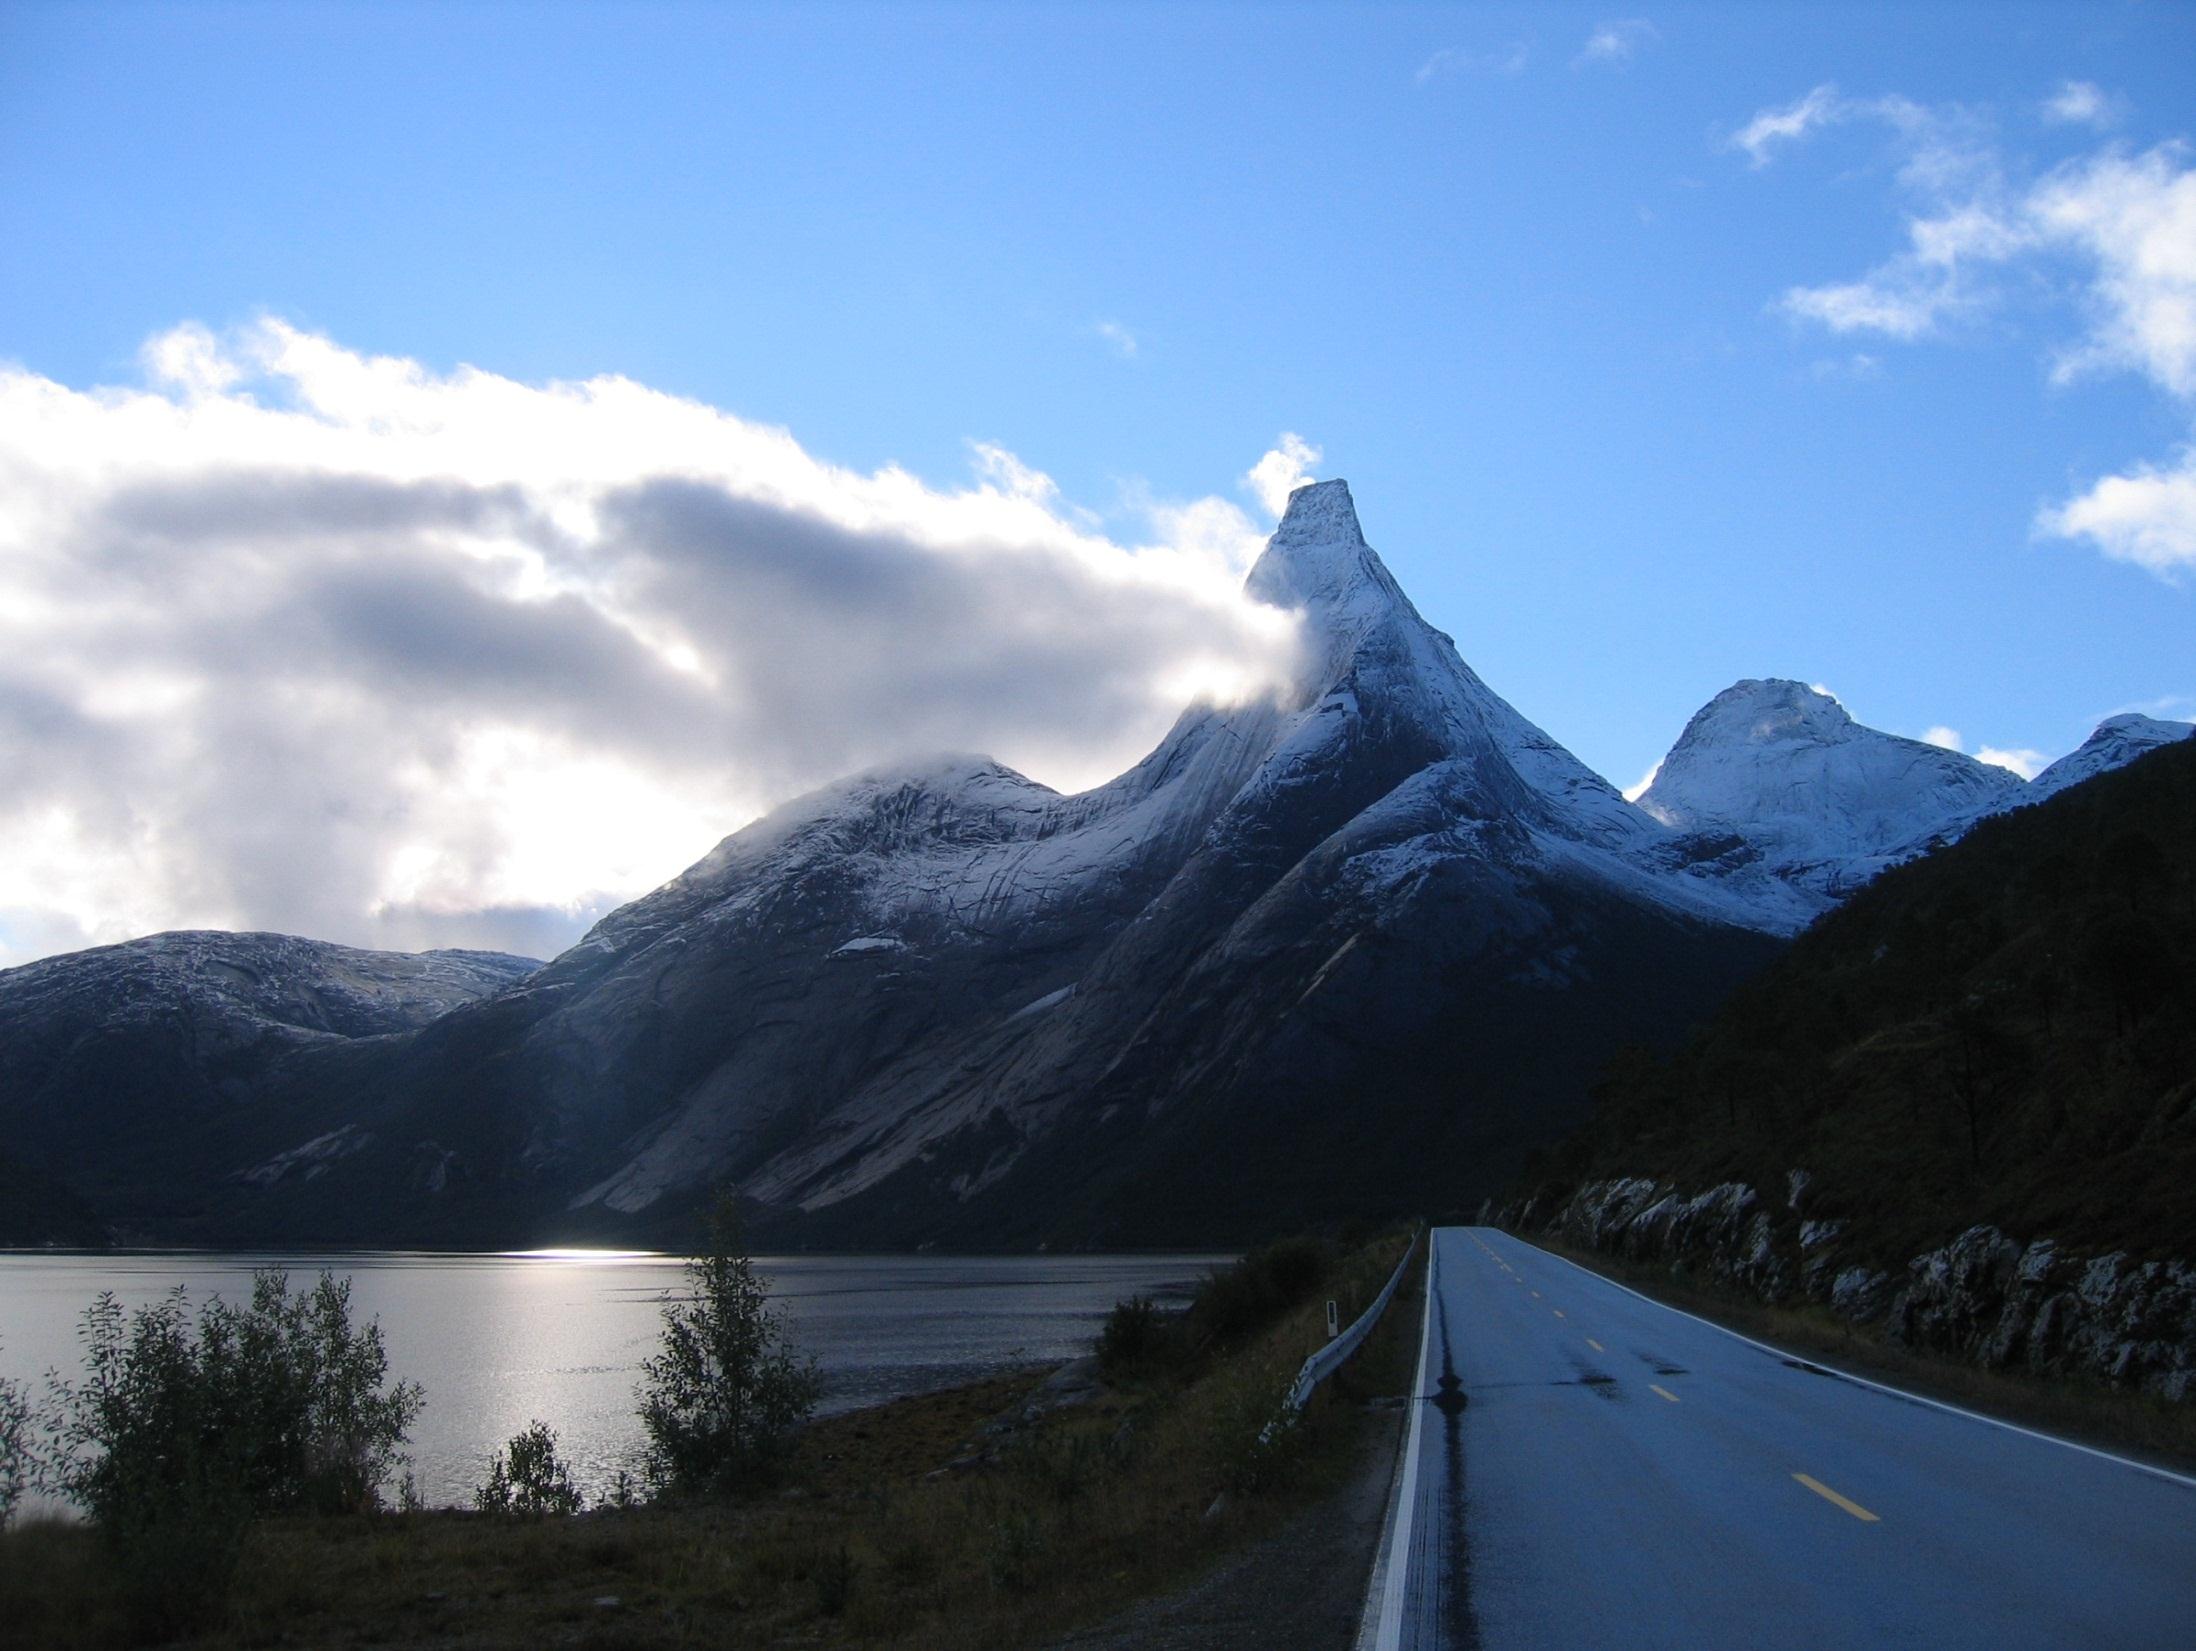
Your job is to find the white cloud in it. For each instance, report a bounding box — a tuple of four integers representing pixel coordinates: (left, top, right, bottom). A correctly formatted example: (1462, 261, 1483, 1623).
(1094, 319, 1140, 359)
(1919, 724, 2047, 779)
(1976, 745, 2049, 779)
(1760, 110, 2191, 377)
(1243, 432, 1323, 517)
(1732, 83, 1842, 167)
(1781, 200, 2033, 342)
(1750, 83, 2196, 585)
(140, 320, 244, 399)
(1622, 758, 1662, 802)
(2038, 445, 2196, 576)
(0, 320, 1309, 967)
(1732, 84, 1990, 192)
(1784, 276, 1959, 339)
(1574, 18, 1657, 69)
(1416, 42, 1530, 84)
(2044, 80, 2116, 129)
(1809, 352, 1883, 380)
(2028, 147, 2196, 398)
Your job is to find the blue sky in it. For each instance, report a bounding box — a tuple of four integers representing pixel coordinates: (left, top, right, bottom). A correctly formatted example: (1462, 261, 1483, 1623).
(1, 1, 2191, 961)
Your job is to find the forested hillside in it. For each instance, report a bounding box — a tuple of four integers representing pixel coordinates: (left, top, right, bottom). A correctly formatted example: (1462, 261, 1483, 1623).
(1520, 739, 2196, 1267)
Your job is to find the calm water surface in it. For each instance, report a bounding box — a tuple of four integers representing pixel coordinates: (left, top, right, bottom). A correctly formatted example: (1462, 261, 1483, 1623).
(0, 1250, 1221, 1508)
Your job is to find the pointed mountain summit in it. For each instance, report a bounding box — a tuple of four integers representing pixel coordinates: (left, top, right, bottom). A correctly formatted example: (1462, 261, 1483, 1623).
(12, 484, 2182, 1249)
(1640, 679, 2023, 903)
(1249, 477, 1374, 600)
(59, 480, 1764, 1248)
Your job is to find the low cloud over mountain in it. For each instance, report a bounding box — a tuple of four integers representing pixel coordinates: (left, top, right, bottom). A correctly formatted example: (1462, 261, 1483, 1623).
(0, 321, 1308, 965)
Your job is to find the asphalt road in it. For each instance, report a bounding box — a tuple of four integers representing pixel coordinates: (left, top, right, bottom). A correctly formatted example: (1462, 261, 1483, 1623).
(1357, 1226, 2196, 1650)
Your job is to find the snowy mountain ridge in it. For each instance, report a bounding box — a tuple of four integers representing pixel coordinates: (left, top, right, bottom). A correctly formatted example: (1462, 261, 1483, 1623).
(545, 478, 1791, 1221)
(1637, 678, 2025, 908)
(1889, 711, 2195, 861)
(4, 479, 2183, 1249)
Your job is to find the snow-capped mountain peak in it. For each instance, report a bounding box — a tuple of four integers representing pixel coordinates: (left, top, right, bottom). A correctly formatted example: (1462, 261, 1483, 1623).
(1652, 678, 1856, 762)
(1639, 677, 2024, 901)
(1246, 478, 1383, 610)
(2027, 713, 2194, 804)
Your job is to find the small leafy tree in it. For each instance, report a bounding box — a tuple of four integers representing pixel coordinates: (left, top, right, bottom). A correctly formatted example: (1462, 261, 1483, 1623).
(0, 1346, 34, 1531)
(638, 1199, 819, 1496)
(46, 1271, 422, 1633)
(475, 1420, 583, 1516)
(1096, 1295, 1168, 1374)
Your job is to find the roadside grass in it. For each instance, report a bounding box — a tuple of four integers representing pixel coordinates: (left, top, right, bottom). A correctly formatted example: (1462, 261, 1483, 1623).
(0, 1228, 1420, 1650)
(1524, 1233, 2196, 1473)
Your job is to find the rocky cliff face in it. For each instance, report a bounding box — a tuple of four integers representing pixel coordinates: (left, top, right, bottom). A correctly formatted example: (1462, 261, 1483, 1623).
(1499, 1176, 2196, 1402)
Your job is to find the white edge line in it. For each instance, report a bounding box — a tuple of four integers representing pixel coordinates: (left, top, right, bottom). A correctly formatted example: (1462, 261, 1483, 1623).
(1484, 1225, 2196, 1495)
(1358, 1229, 1438, 1651)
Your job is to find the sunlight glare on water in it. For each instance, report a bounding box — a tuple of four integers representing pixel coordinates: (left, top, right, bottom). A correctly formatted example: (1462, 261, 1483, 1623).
(0, 1249, 1220, 1509)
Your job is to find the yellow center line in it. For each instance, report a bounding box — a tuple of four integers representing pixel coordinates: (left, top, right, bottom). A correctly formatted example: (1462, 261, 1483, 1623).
(1650, 1384, 1680, 1403)
(1793, 1474, 1880, 1522)
(1586, 1338, 1605, 1352)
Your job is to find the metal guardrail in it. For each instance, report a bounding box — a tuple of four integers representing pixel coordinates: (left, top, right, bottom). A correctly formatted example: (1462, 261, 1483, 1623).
(1282, 1227, 1422, 1412)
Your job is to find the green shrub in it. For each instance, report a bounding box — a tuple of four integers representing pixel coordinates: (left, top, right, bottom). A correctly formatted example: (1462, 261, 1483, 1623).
(1095, 1294, 1169, 1373)
(637, 1200, 820, 1497)
(475, 1420, 582, 1516)
(1185, 1237, 1334, 1350)
(1213, 1360, 1308, 1495)
(49, 1273, 421, 1522)
(883, 1530, 937, 1585)
(43, 1271, 421, 1633)
(0, 1350, 33, 1532)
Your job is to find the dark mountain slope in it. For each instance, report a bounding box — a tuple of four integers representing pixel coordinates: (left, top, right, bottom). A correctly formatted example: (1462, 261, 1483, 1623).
(1517, 738, 2196, 1267)
(0, 933, 538, 1222)
(46, 483, 2167, 1251)
(0, 1149, 104, 1246)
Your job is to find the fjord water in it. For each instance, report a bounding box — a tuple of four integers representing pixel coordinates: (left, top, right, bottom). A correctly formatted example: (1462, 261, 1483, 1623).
(0, 1249, 1220, 1508)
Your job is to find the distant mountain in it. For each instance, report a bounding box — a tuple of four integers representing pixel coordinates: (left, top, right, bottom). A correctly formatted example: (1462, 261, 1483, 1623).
(1892, 712, 2196, 860)
(0, 932, 537, 1224)
(1638, 679, 2024, 913)
(18, 481, 1793, 1248)
(2029, 713, 2194, 801)
(1639, 685, 2194, 917)
(8, 485, 2182, 1252)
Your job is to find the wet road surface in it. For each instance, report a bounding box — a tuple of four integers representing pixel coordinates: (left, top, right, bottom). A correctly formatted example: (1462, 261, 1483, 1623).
(1358, 1226, 2196, 1650)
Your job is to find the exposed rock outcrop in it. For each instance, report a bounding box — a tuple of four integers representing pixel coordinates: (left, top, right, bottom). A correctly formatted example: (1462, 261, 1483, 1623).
(1500, 1176, 2196, 1401)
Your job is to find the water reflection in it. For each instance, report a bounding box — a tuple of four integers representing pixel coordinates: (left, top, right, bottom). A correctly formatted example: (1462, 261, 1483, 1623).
(0, 1249, 1220, 1509)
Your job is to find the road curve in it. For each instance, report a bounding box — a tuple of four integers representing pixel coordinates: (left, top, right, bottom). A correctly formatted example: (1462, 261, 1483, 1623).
(1356, 1226, 2196, 1650)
